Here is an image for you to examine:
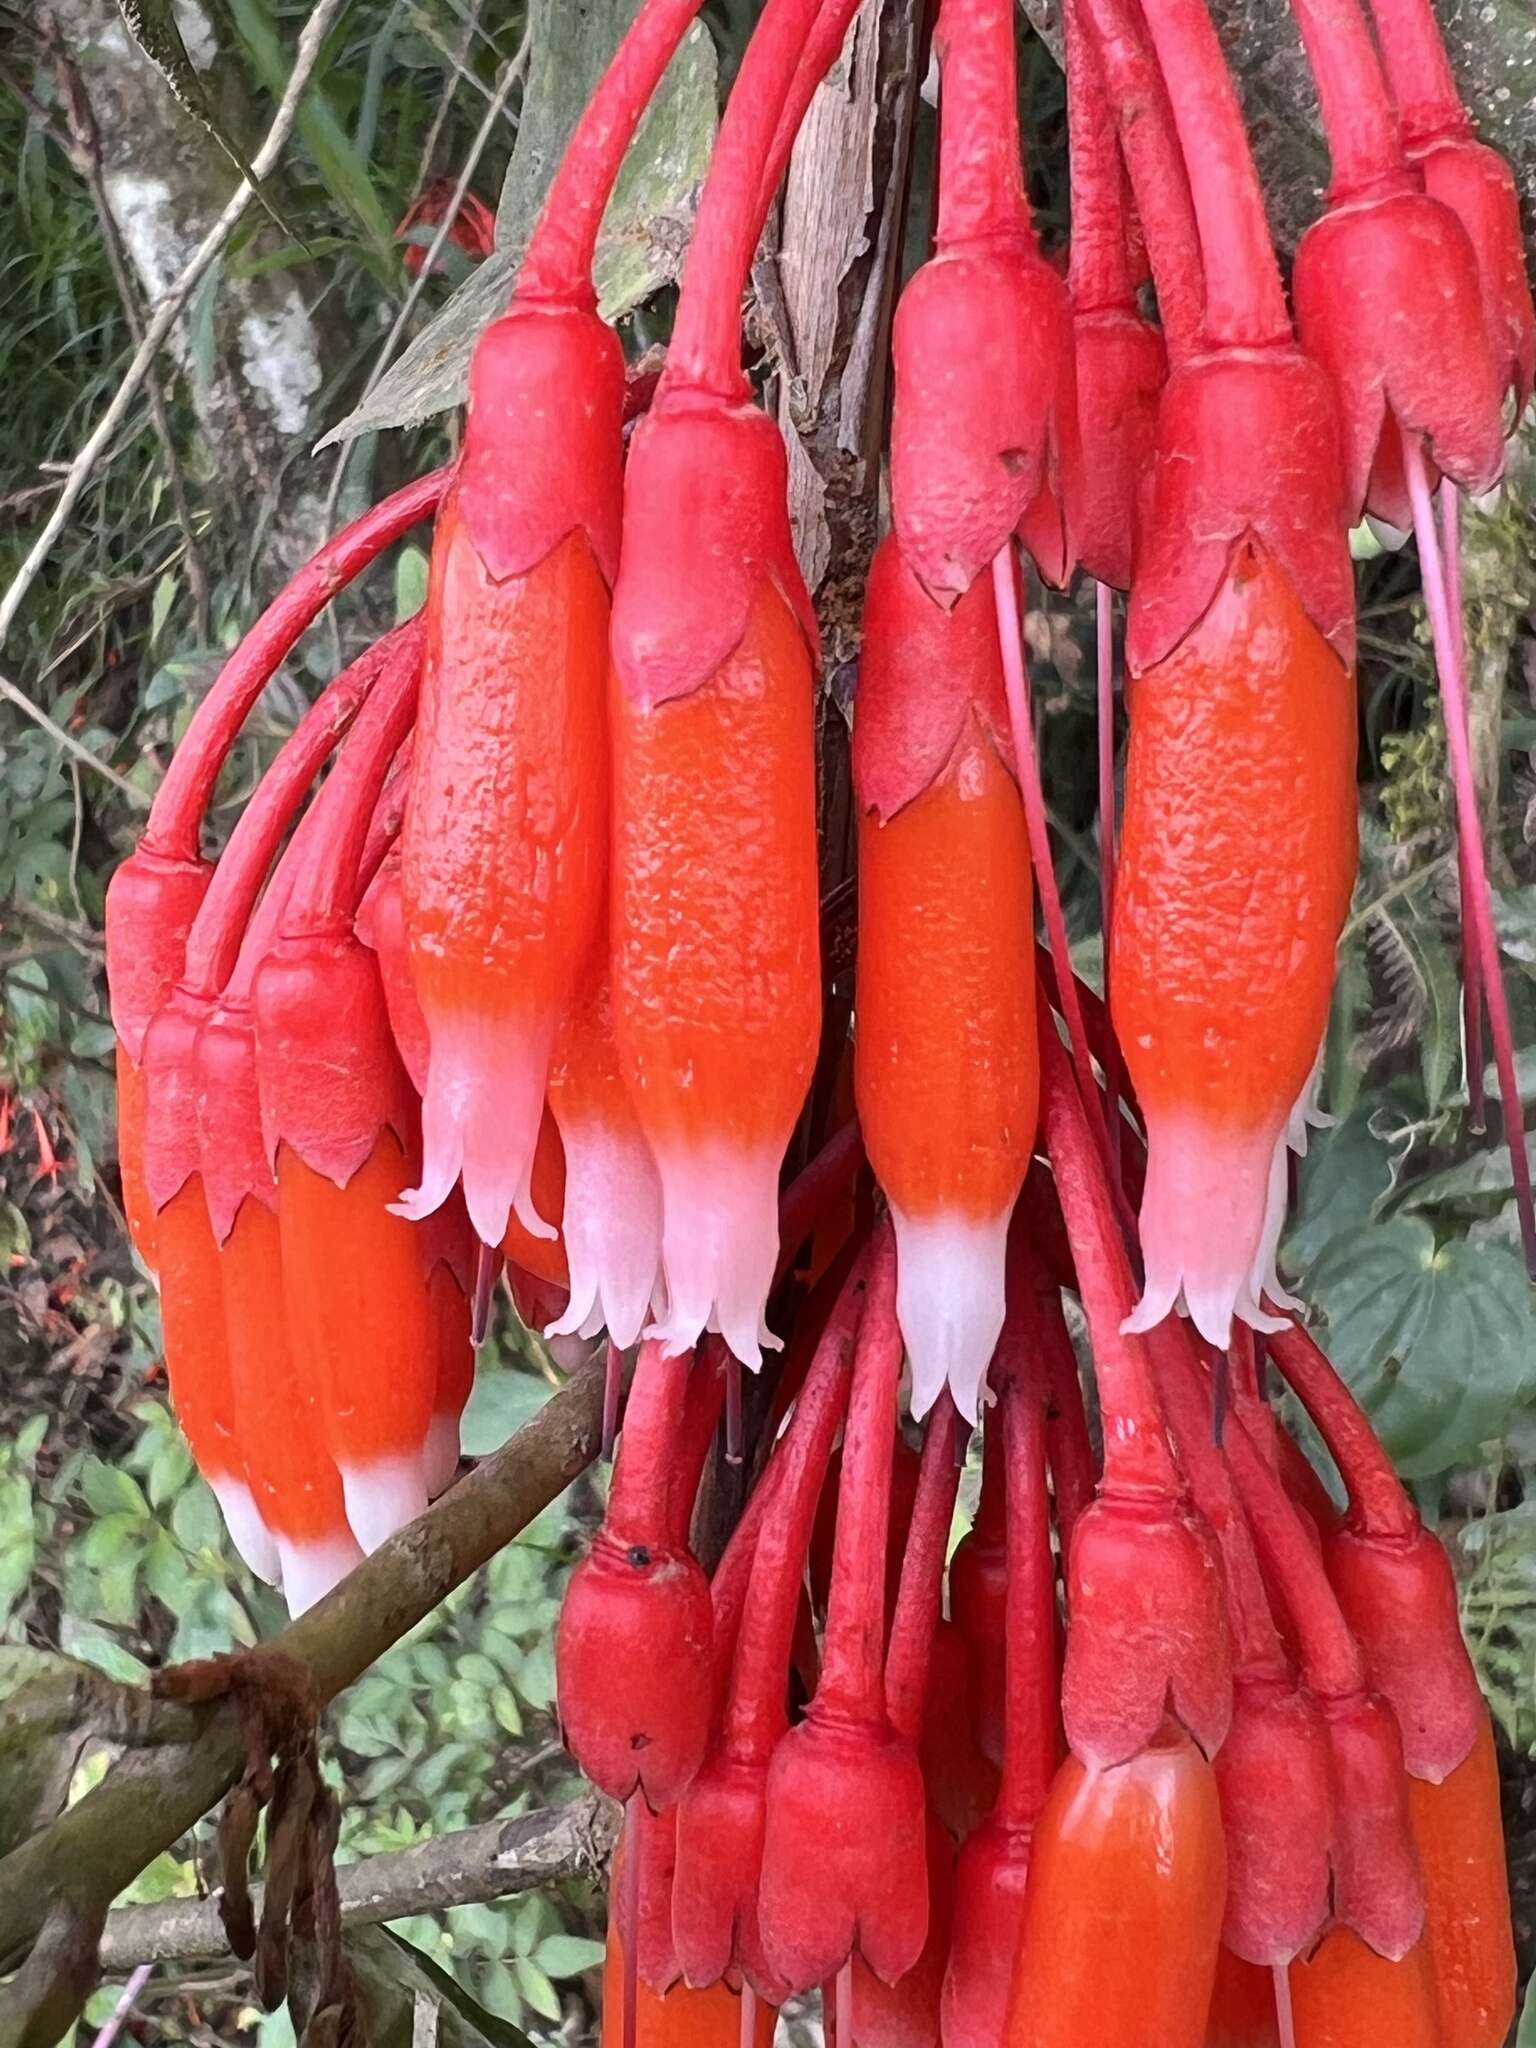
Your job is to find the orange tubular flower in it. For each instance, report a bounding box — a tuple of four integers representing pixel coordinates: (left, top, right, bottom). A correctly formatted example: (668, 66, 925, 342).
(1204, 1951, 1280, 2048)
(853, 538, 1036, 1422)
(1406, 1716, 1517, 2048)
(1286, 1930, 1444, 2047)
(1005, 1725, 1227, 2048)
(398, 0, 716, 1250)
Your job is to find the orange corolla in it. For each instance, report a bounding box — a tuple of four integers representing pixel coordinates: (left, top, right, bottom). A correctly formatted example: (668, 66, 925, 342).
(1113, 545, 1356, 1345)
(601, 1924, 775, 2048)
(220, 1193, 361, 1611)
(501, 1108, 570, 1292)
(423, 1222, 474, 1497)
(401, 507, 611, 1246)
(1005, 1725, 1227, 2048)
(276, 1128, 440, 1551)
(854, 541, 1036, 1423)
(153, 1177, 275, 1583)
(1406, 1716, 1516, 2048)
(610, 580, 821, 1367)
(1287, 1930, 1443, 2047)
(116, 1047, 158, 1273)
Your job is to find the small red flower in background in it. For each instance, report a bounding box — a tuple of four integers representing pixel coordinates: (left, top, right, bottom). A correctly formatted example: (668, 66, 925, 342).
(394, 180, 497, 274)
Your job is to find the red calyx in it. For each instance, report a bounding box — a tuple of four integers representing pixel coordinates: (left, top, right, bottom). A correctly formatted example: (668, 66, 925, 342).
(889, 0, 1074, 603)
(1293, 190, 1505, 527)
(851, 536, 1013, 824)
(757, 1233, 929, 1994)
(1213, 1674, 1335, 1967)
(556, 1341, 715, 1808)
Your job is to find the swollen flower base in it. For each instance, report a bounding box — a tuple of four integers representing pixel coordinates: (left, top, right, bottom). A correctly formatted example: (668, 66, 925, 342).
(104, 0, 1529, 2036)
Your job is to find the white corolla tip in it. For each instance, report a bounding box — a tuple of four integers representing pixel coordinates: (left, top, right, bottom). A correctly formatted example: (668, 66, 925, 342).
(211, 1477, 282, 1586)
(1285, 1043, 1333, 1159)
(394, 1004, 555, 1246)
(340, 1453, 431, 1554)
(277, 1530, 364, 1617)
(1125, 1112, 1289, 1349)
(545, 1114, 663, 1353)
(890, 1204, 1011, 1424)
(1248, 1131, 1305, 1319)
(646, 1140, 783, 1369)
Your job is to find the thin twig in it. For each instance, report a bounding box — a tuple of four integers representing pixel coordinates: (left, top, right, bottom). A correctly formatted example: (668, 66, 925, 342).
(320, 19, 530, 547)
(408, 0, 484, 205)
(404, 5, 502, 108)
(91, 1962, 152, 2048)
(96, 1798, 617, 1971)
(0, 669, 146, 804)
(0, 0, 352, 652)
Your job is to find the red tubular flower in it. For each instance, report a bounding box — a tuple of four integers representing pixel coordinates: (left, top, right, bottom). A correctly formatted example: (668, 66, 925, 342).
(545, 953, 663, 1351)
(610, 0, 867, 1366)
(1363, 0, 1536, 413)
(848, 1400, 965, 2048)
(398, 0, 715, 1250)
(1004, 1722, 1227, 2048)
(1282, 0, 1503, 529)
(555, 1339, 714, 1808)
(757, 1232, 929, 1994)
(671, 1259, 865, 1997)
(852, 538, 1036, 1422)
(1268, 1321, 1485, 1783)
(942, 1341, 1059, 2048)
(1038, 1026, 1233, 1768)
(889, 0, 1075, 602)
(1406, 1715, 1517, 2047)
(1094, 0, 1357, 1347)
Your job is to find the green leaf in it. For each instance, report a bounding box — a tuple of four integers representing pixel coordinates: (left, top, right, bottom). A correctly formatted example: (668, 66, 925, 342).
(459, 1367, 552, 1459)
(1517, 1971, 1536, 2046)
(78, 1459, 150, 1520)
(171, 1477, 228, 1555)
(395, 543, 429, 623)
(349, 1927, 535, 2048)
(1303, 1218, 1536, 1476)
(532, 1937, 605, 1980)
(510, 1958, 561, 2024)
(1282, 1107, 1396, 1273)
(319, 18, 717, 444)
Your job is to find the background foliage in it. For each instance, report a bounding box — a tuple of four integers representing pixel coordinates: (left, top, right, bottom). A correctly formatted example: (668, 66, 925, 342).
(6, 0, 1536, 2042)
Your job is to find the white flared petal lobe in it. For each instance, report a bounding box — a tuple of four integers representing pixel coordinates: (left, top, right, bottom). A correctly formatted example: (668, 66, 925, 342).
(211, 1477, 282, 1586)
(1247, 1130, 1305, 1318)
(395, 1005, 556, 1246)
(545, 1115, 663, 1352)
(1125, 1112, 1288, 1348)
(1285, 1042, 1333, 1159)
(891, 1204, 1011, 1424)
(340, 1453, 431, 1553)
(277, 1530, 364, 1616)
(646, 1141, 783, 1368)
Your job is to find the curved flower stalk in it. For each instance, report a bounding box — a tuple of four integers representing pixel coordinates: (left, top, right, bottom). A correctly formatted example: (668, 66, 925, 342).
(1098, 0, 1358, 1345)
(942, 1331, 1059, 2048)
(609, 0, 866, 1366)
(757, 1232, 929, 1994)
(853, 539, 1035, 1421)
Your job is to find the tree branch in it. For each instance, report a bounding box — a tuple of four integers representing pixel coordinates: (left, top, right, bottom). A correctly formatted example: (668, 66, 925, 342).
(0, 1358, 607, 2013)
(0, 0, 353, 653)
(97, 1796, 619, 1972)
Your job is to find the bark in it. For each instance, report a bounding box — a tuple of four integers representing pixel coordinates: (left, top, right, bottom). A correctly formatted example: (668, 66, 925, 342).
(46, 0, 354, 582)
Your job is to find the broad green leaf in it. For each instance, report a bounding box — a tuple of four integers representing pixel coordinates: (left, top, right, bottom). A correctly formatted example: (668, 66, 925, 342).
(1282, 1107, 1395, 1273)
(348, 1927, 535, 2048)
(533, 1937, 605, 1980)
(510, 1959, 561, 2024)
(1303, 1217, 1536, 1476)
(1518, 1970, 1536, 2046)
(78, 1458, 150, 1521)
(1395, 1138, 1535, 1216)
(319, 20, 717, 445)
